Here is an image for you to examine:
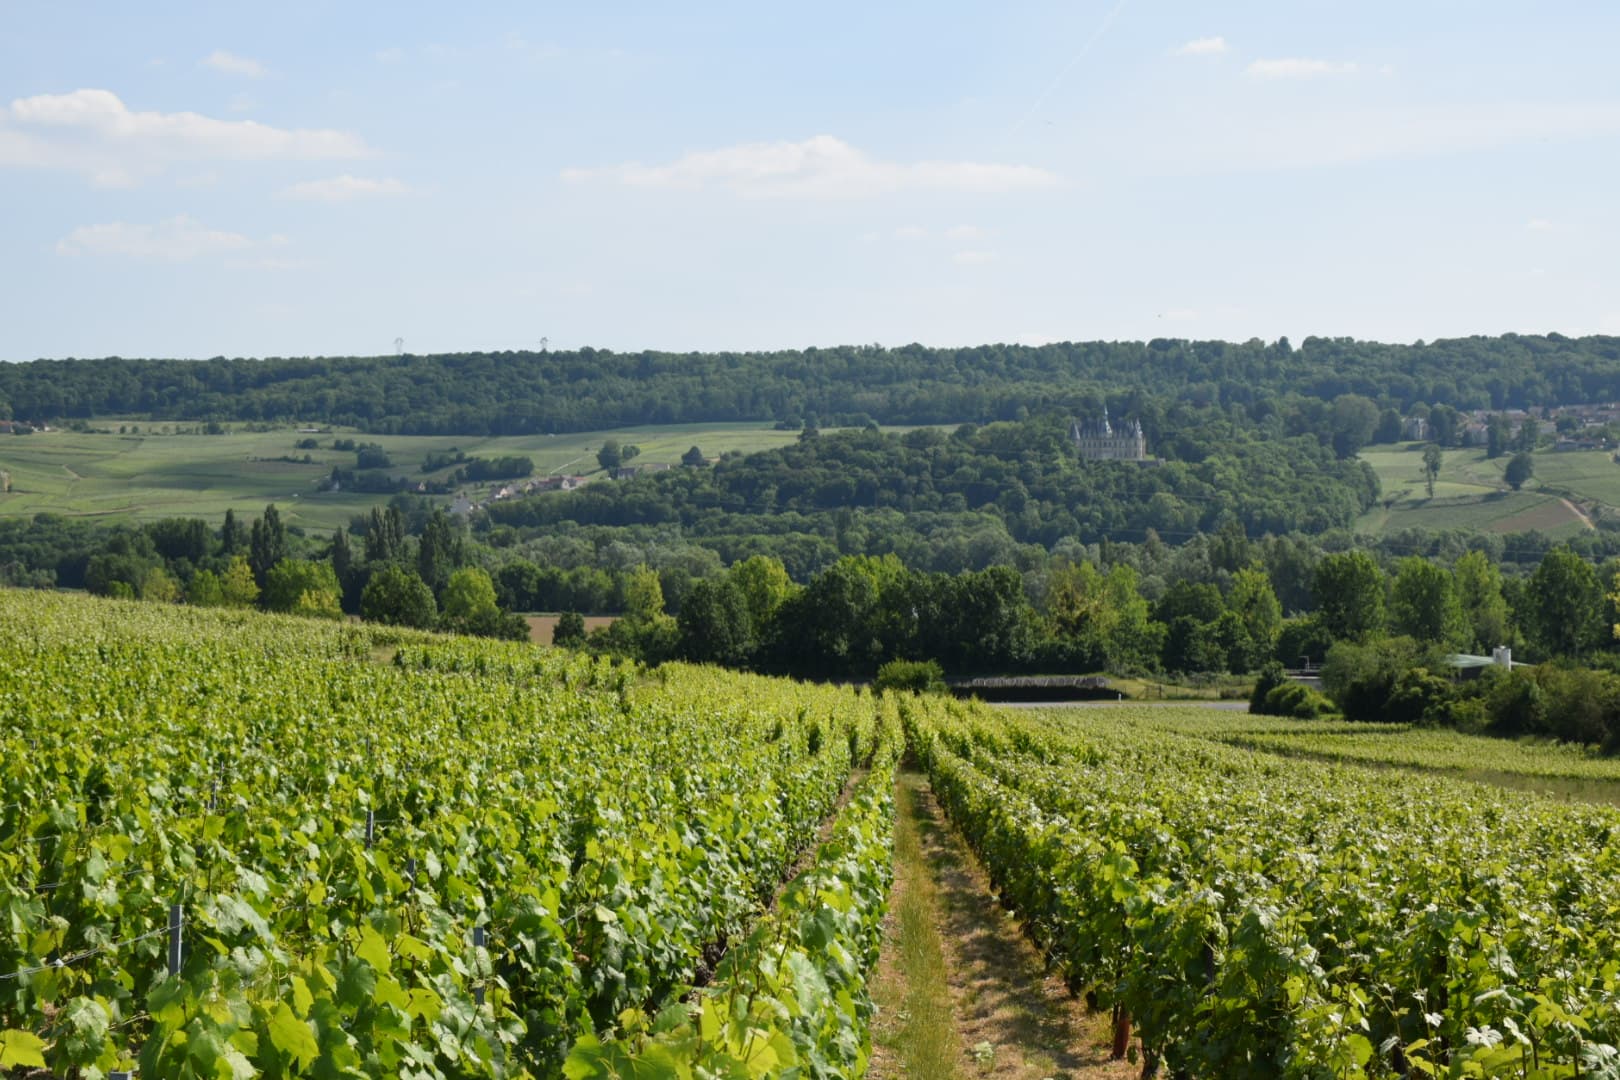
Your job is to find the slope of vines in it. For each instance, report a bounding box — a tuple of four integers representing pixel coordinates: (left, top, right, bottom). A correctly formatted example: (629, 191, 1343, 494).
(0, 590, 897, 1078)
(908, 702, 1620, 1079)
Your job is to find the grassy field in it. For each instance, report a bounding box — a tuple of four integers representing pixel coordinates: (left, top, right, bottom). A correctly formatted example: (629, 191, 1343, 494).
(0, 421, 816, 531)
(1355, 441, 1605, 537)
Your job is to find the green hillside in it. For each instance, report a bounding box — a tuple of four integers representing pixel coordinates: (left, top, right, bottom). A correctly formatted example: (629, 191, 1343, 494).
(0, 421, 813, 529)
(1355, 441, 1612, 538)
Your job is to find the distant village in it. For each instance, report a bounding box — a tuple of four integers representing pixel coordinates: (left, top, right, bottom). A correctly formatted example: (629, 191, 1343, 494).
(1405, 402, 1620, 453)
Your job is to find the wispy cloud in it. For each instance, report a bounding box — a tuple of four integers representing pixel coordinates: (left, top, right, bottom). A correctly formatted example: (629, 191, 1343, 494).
(56, 215, 253, 260)
(280, 174, 409, 201)
(1152, 101, 1620, 172)
(202, 50, 266, 78)
(951, 250, 999, 266)
(0, 89, 369, 183)
(563, 135, 1058, 199)
(1246, 58, 1359, 79)
(1174, 36, 1228, 56)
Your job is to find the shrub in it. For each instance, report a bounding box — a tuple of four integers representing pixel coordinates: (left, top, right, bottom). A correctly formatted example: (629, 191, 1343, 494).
(1249, 661, 1287, 713)
(553, 611, 587, 648)
(1321, 637, 1445, 723)
(1384, 666, 1456, 726)
(874, 658, 947, 696)
(1262, 681, 1333, 719)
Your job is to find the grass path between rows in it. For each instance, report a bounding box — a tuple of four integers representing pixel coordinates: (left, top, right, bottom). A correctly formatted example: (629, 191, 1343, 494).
(868, 767, 1134, 1080)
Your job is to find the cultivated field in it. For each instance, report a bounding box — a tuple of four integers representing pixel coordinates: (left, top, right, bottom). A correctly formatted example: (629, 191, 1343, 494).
(0, 590, 900, 1076)
(0, 421, 817, 530)
(8, 593, 1620, 1074)
(1355, 441, 1610, 536)
(914, 702, 1620, 1074)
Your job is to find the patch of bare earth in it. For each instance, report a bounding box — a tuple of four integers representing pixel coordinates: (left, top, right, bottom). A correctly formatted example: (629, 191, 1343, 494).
(525, 613, 618, 645)
(870, 768, 1135, 1080)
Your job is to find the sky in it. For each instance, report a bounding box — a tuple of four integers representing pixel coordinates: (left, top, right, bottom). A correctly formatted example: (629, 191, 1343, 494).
(3, 1, 1619, 360)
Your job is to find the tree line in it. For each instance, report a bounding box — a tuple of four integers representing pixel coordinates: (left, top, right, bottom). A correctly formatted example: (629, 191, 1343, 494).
(13, 496, 1620, 746)
(22, 503, 530, 641)
(4, 333, 1619, 434)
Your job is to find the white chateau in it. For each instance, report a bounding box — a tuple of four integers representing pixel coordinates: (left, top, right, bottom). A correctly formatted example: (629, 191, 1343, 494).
(1071, 408, 1148, 461)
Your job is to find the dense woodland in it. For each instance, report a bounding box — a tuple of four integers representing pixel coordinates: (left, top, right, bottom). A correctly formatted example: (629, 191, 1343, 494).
(485, 414, 1380, 545)
(4, 333, 1620, 433)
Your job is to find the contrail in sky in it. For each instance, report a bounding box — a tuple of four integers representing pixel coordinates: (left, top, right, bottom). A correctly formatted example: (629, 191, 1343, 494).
(1009, 0, 1136, 136)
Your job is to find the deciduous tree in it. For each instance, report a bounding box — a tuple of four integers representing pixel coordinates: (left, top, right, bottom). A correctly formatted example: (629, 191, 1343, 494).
(360, 564, 437, 628)
(1505, 451, 1534, 491)
(1523, 546, 1602, 659)
(1422, 445, 1443, 499)
(1312, 550, 1386, 643)
(263, 559, 343, 620)
(1389, 556, 1466, 647)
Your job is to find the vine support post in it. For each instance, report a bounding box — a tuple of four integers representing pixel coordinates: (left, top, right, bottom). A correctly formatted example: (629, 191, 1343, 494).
(167, 903, 184, 976)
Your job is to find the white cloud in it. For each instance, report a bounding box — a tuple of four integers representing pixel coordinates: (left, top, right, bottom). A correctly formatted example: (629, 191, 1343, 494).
(562, 135, 1058, 199)
(280, 174, 410, 201)
(202, 50, 266, 78)
(1526, 217, 1557, 231)
(1246, 58, 1359, 80)
(951, 250, 999, 266)
(375, 47, 407, 64)
(1175, 36, 1228, 56)
(944, 224, 990, 241)
(893, 225, 929, 239)
(56, 215, 253, 260)
(0, 88, 369, 182)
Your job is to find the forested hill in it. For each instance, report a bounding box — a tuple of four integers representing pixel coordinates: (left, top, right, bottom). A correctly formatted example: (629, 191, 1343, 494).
(4, 333, 1620, 435)
(486, 416, 1381, 548)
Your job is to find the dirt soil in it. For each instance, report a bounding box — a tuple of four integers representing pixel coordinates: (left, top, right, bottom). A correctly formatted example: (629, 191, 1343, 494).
(870, 768, 1136, 1080)
(525, 613, 617, 645)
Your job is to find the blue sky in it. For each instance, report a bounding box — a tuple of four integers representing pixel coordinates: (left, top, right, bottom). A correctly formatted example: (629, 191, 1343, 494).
(3, 1, 1618, 359)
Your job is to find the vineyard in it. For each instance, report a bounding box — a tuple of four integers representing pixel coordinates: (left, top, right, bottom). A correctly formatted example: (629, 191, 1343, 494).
(1084, 710, 1620, 785)
(7, 592, 1620, 1078)
(0, 592, 901, 1077)
(909, 704, 1620, 1078)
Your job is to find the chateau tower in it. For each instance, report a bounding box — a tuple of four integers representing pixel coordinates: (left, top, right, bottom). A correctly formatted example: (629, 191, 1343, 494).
(1071, 408, 1147, 461)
